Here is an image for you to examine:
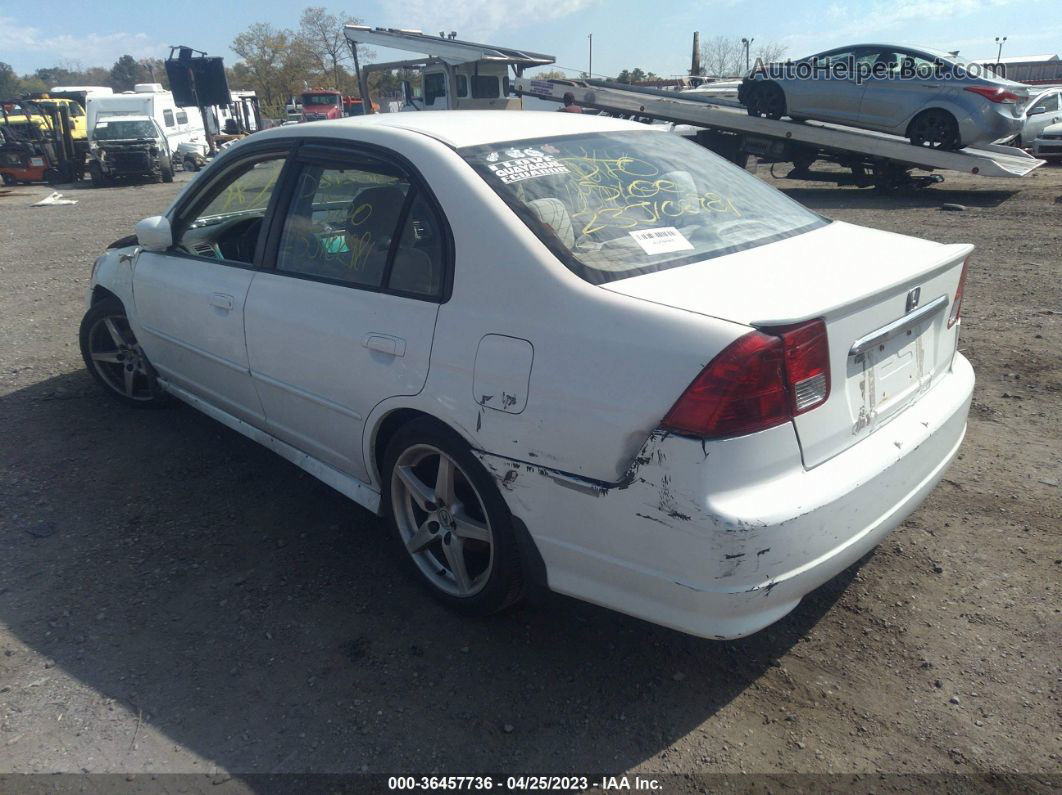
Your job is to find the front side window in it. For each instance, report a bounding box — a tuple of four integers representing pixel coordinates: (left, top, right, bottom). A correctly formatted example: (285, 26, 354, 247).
(177, 155, 286, 264)
(461, 130, 826, 285)
(1036, 92, 1060, 112)
(424, 73, 446, 106)
(276, 160, 445, 297)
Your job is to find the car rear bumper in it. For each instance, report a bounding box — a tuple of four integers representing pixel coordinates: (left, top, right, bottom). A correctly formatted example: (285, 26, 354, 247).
(477, 353, 974, 639)
(957, 104, 1024, 146)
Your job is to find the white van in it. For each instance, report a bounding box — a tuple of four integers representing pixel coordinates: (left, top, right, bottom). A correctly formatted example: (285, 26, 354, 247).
(86, 86, 208, 158)
(406, 62, 518, 111)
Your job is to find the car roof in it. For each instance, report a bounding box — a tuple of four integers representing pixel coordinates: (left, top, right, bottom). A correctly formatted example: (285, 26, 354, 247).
(262, 110, 659, 149)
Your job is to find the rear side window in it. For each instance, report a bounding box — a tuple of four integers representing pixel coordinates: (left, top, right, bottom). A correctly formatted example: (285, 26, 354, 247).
(460, 130, 826, 285)
(276, 162, 446, 298)
(471, 75, 499, 99)
(175, 110, 188, 124)
(162, 109, 175, 127)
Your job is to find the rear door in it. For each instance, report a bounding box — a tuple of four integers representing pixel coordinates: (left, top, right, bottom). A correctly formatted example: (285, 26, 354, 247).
(244, 144, 449, 482)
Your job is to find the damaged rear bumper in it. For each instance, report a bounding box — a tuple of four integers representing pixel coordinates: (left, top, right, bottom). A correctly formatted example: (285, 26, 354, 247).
(476, 353, 974, 639)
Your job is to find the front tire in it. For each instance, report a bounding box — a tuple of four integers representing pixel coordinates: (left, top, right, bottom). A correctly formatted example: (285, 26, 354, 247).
(161, 162, 174, 183)
(382, 419, 524, 616)
(89, 162, 105, 188)
(79, 296, 171, 408)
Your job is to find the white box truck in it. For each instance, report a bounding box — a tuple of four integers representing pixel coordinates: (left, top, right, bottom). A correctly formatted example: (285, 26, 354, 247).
(86, 85, 208, 159)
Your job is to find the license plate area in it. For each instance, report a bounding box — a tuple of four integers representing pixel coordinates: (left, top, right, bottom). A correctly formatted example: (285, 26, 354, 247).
(848, 319, 936, 434)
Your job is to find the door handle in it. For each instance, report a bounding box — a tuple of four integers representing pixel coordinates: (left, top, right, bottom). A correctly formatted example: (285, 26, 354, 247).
(211, 293, 234, 311)
(363, 334, 406, 357)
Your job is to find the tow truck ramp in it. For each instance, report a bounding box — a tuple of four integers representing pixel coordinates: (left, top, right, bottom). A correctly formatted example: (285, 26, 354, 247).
(515, 77, 1044, 189)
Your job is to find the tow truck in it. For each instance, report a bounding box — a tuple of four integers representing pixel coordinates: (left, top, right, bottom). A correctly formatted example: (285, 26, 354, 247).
(343, 26, 554, 112)
(515, 77, 1044, 190)
(341, 26, 1042, 190)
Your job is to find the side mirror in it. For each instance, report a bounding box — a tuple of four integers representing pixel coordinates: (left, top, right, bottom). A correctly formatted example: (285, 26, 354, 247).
(135, 216, 173, 251)
(1029, 105, 1047, 115)
(402, 81, 413, 105)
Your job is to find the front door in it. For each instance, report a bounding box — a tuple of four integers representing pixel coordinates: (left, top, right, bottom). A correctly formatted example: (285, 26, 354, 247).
(133, 150, 288, 424)
(1024, 90, 1062, 143)
(244, 146, 449, 482)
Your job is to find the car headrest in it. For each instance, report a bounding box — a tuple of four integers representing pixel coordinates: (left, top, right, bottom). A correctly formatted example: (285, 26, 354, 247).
(526, 197, 575, 249)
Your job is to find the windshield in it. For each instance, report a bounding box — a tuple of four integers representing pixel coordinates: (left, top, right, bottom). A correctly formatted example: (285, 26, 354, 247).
(303, 93, 340, 106)
(93, 120, 157, 140)
(461, 130, 826, 285)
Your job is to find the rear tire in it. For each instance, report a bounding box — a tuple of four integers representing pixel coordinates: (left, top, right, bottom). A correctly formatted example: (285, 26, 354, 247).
(79, 296, 171, 408)
(382, 419, 525, 616)
(744, 81, 787, 120)
(908, 109, 960, 150)
(184, 156, 200, 173)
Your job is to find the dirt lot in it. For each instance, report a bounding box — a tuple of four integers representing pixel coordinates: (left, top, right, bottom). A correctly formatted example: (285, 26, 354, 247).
(0, 160, 1059, 788)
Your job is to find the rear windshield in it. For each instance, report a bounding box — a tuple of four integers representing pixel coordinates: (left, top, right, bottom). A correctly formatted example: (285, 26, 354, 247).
(460, 130, 826, 285)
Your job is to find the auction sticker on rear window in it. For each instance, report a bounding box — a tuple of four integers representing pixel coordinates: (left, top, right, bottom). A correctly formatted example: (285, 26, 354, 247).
(628, 227, 695, 255)
(485, 150, 570, 184)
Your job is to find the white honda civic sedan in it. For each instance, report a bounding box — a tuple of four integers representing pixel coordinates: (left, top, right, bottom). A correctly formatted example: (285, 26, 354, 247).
(80, 111, 974, 639)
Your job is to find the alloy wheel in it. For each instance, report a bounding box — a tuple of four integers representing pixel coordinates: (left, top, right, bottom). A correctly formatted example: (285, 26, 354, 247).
(390, 444, 494, 597)
(86, 313, 156, 401)
(909, 111, 958, 149)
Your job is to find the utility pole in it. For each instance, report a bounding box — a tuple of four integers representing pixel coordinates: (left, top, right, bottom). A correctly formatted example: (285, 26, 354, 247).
(742, 37, 754, 70)
(588, 33, 593, 77)
(995, 35, 1007, 62)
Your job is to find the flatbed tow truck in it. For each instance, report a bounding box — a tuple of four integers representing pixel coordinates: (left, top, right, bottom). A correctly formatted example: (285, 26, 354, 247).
(514, 77, 1044, 190)
(339, 26, 1042, 190)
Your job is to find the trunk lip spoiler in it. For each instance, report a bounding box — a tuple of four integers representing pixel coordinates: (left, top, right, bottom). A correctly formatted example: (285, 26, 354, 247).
(848, 294, 950, 357)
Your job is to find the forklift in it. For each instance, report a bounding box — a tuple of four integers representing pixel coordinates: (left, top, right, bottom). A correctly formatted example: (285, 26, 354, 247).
(0, 99, 83, 185)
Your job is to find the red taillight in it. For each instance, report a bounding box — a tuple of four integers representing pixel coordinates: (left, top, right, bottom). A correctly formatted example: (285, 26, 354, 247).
(948, 257, 971, 328)
(662, 319, 830, 439)
(964, 86, 1020, 104)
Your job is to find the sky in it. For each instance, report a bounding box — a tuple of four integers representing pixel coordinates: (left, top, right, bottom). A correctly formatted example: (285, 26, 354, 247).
(2, 0, 1060, 79)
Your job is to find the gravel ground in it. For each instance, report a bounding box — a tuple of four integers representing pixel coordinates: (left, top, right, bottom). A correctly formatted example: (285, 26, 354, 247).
(0, 162, 1059, 786)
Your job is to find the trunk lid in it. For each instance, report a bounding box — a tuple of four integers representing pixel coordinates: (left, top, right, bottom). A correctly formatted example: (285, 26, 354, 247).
(604, 221, 971, 468)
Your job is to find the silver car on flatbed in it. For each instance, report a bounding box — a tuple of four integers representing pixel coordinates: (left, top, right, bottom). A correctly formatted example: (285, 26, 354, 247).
(740, 44, 1029, 150)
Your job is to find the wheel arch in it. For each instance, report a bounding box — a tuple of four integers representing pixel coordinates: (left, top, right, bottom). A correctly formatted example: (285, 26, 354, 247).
(90, 285, 121, 307)
(904, 105, 960, 139)
(368, 403, 549, 594)
(369, 406, 475, 492)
